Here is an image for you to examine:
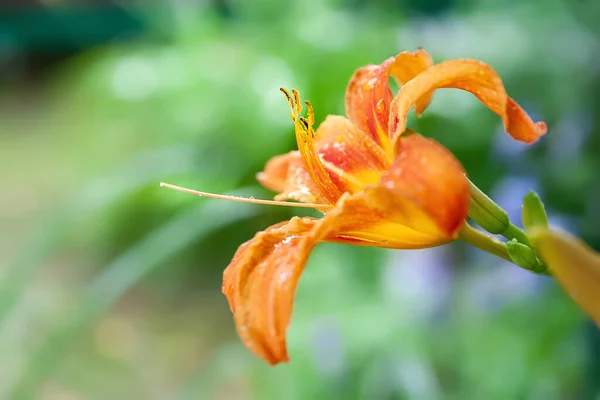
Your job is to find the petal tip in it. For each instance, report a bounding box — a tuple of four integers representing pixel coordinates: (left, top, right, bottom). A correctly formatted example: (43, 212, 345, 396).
(221, 218, 323, 366)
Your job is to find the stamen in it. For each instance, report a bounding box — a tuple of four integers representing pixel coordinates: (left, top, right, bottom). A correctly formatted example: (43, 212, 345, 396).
(305, 100, 315, 126)
(160, 182, 332, 209)
(279, 87, 343, 203)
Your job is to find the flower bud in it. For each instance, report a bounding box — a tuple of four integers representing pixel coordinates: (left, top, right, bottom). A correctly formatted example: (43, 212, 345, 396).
(507, 239, 546, 273)
(468, 182, 509, 234)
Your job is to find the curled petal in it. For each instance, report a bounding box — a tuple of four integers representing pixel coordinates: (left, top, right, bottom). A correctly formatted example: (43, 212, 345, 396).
(222, 217, 327, 365)
(281, 88, 343, 203)
(345, 50, 434, 153)
(388, 59, 548, 150)
(257, 151, 329, 204)
(389, 49, 435, 116)
(315, 116, 389, 194)
(531, 229, 600, 326)
(505, 97, 548, 143)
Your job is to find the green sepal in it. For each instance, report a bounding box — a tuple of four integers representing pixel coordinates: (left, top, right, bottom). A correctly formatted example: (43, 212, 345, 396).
(522, 191, 549, 234)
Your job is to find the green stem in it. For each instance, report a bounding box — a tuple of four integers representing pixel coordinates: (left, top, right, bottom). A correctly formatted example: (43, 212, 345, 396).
(502, 223, 531, 247)
(457, 223, 511, 262)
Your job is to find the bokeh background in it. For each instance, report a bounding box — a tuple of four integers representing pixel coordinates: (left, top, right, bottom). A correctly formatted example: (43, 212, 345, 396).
(1, 0, 600, 399)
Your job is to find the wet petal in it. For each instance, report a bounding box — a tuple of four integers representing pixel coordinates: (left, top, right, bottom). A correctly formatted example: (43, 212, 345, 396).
(324, 134, 468, 248)
(380, 133, 469, 236)
(315, 115, 389, 194)
(531, 229, 600, 325)
(389, 49, 435, 116)
(257, 151, 329, 204)
(323, 192, 453, 249)
(224, 134, 468, 365)
(345, 50, 434, 153)
(222, 217, 327, 365)
(388, 58, 548, 150)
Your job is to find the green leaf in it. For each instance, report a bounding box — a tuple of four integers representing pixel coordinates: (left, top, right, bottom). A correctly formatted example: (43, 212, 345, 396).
(0, 145, 210, 327)
(8, 190, 261, 399)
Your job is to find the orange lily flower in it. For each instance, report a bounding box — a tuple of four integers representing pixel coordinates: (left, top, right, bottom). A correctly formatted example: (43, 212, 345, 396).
(217, 49, 547, 365)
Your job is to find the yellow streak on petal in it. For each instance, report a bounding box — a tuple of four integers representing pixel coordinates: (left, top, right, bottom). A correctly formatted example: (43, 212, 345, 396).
(323, 191, 454, 250)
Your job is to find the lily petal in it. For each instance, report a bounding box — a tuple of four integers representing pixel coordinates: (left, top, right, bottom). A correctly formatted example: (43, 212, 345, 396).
(257, 151, 329, 204)
(389, 49, 435, 116)
(379, 133, 469, 237)
(530, 229, 600, 325)
(222, 217, 326, 365)
(345, 50, 434, 154)
(315, 115, 390, 194)
(325, 134, 469, 249)
(324, 192, 453, 249)
(388, 58, 548, 151)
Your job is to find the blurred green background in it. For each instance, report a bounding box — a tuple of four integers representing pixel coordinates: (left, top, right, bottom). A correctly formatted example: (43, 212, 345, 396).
(1, 0, 599, 399)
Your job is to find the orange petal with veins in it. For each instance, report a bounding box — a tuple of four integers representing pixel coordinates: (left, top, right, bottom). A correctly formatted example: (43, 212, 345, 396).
(323, 191, 453, 249)
(388, 58, 547, 151)
(329, 134, 468, 248)
(258, 116, 392, 203)
(315, 115, 390, 194)
(378, 133, 469, 237)
(389, 49, 435, 116)
(345, 50, 435, 153)
(222, 217, 324, 365)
